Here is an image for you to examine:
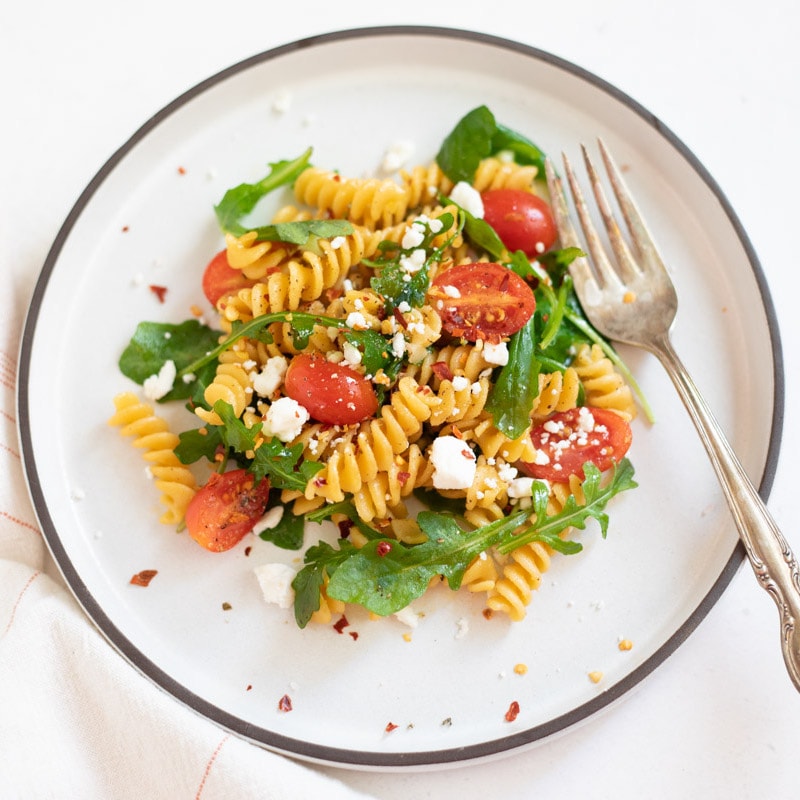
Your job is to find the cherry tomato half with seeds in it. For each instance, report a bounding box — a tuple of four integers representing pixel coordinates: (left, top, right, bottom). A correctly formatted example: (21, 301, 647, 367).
(481, 189, 558, 258)
(427, 262, 536, 343)
(284, 354, 378, 426)
(185, 469, 271, 552)
(202, 249, 256, 306)
(519, 406, 632, 482)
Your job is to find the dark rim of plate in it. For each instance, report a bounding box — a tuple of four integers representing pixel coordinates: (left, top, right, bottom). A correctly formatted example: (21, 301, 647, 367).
(16, 25, 785, 769)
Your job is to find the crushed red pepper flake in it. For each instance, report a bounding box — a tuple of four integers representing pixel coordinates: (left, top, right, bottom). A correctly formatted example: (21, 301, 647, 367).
(385, 722, 398, 733)
(149, 284, 168, 303)
(121, 225, 129, 233)
(130, 569, 158, 587)
(278, 694, 293, 712)
(333, 615, 350, 634)
(376, 541, 392, 557)
(244, 546, 252, 557)
(349, 631, 359, 641)
(431, 361, 454, 382)
(505, 701, 520, 722)
(177, 166, 187, 175)
(246, 684, 253, 691)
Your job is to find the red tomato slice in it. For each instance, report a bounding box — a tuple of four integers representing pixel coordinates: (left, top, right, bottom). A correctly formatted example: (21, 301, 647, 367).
(185, 469, 271, 552)
(482, 189, 557, 258)
(519, 406, 632, 482)
(427, 262, 535, 343)
(202, 249, 256, 306)
(284, 354, 378, 426)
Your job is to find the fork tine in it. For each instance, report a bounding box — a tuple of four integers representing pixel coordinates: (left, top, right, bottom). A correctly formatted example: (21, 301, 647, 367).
(544, 156, 597, 294)
(580, 144, 641, 284)
(596, 138, 668, 277)
(561, 151, 623, 291)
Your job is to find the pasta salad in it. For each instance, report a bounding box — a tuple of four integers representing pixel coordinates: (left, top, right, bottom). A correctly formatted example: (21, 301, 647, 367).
(110, 105, 641, 628)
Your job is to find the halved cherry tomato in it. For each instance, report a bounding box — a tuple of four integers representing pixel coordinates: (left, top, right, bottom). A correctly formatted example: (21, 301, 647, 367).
(519, 406, 632, 482)
(482, 189, 557, 258)
(202, 249, 255, 306)
(427, 262, 535, 343)
(284, 354, 378, 426)
(185, 469, 271, 552)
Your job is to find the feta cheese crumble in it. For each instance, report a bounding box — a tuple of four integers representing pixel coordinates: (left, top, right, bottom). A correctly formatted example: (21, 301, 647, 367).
(143, 359, 176, 401)
(252, 356, 288, 397)
(263, 397, 310, 442)
(449, 181, 484, 218)
(254, 563, 297, 608)
(430, 435, 477, 490)
(482, 340, 509, 366)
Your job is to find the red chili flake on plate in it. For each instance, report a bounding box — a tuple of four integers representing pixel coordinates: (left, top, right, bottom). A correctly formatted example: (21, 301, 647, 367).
(129, 569, 157, 587)
(246, 684, 252, 691)
(278, 694, 293, 712)
(376, 541, 392, 557)
(177, 166, 187, 175)
(333, 615, 349, 634)
(349, 631, 359, 641)
(149, 284, 168, 303)
(244, 546, 252, 557)
(385, 722, 398, 733)
(121, 225, 129, 233)
(505, 701, 520, 722)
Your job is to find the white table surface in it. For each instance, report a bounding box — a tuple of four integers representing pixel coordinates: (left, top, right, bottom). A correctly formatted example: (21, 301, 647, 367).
(3, 1, 798, 797)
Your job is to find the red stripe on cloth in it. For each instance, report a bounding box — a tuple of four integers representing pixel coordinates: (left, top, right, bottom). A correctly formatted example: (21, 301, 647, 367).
(2, 570, 41, 637)
(195, 734, 230, 799)
(1, 441, 20, 460)
(0, 510, 40, 534)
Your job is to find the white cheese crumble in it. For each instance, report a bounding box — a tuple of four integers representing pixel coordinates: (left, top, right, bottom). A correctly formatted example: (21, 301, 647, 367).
(381, 140, 415, 172)
(442, 284, 461, 298)
(330, 235, 346, 249)
(399, 248, 427, 275)
(252, 506, 285, 536)
(394, 604, 422, 628)
(342, 341, 362, 367)
(143, 359, 176, 401)
(254, 562, 296, 608)
(345, 311, 368, 330)
(401, 222, 426, 250)
(449, 181, 484, 218)
(263, 397, 310, 442)
(430, 435, 477, 490)
(482, 341, 509, 366)
(252, 356, 288, 397)
(507, 476, 535, 499)
(391, 331, 407, 358)
(451, 375, 470, 392)
(271, 90, 292, 114)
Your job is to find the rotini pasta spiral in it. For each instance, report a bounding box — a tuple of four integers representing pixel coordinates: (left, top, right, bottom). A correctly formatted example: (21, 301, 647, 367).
(485, 541, 552, 621)
(294, 167, 410, 228)
(572, 343, 637, 421)
(108, 392, 197, 524)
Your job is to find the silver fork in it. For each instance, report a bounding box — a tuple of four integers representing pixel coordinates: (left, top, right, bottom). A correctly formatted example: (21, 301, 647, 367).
(545, 143, 800, 692)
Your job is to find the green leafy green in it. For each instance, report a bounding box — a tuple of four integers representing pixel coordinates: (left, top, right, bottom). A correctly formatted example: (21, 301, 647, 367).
(484, 315, 541, 439)
(118, 320, 221, 402)
(174, 425, 224, 465)
(292, 459, 636, 625)
(436, 105, 547, 184)
(214, 149, 313, 235)
(257, 491, 306, 550)
(369, 213, 458, 312)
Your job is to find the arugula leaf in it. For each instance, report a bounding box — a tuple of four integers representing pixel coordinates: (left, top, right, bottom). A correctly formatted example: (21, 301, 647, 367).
(257, 491, 306, 549)
(175, 425, 224, 465)
(293, 459, 636, 623)
(118, 320, 221, 402)
(436, 105, 547, 184)
(484, 315, 541, 439)
(214, 149, 313, 235)
(369, 212, 458, 312)
(249, 219, 354, 247)
(305, 500, 384, 541)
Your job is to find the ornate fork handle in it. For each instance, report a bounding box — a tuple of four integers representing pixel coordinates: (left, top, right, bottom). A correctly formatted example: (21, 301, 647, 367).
(651, 330, 800, 689)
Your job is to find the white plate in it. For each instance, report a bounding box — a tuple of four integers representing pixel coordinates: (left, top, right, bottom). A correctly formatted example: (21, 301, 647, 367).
(18, 27, 783, 769)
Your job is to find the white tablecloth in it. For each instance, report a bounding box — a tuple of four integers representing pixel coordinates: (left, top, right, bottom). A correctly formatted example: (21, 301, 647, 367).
(2, 1, 798, 797)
